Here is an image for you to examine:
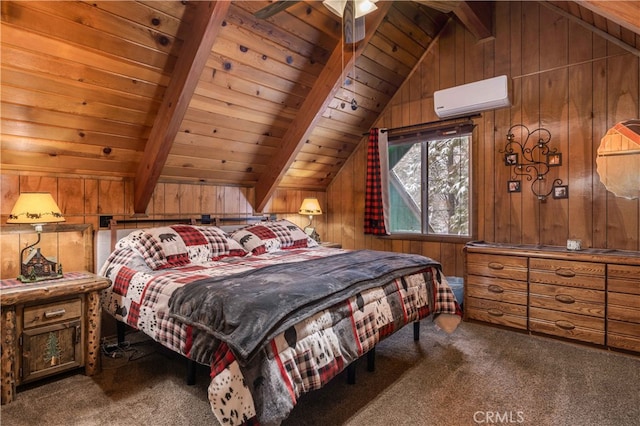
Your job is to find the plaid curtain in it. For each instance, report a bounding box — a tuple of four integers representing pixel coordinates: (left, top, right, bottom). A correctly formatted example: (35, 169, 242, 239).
(364, 128, 389, 235)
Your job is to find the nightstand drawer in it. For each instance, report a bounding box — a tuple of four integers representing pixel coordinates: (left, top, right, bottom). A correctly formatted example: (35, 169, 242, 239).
(23, 298, 82, 329)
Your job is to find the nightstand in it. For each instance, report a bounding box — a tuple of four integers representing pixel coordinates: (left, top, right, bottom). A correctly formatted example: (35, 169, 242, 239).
(0, 272, 111, 404)
(320, 242, 342, 248)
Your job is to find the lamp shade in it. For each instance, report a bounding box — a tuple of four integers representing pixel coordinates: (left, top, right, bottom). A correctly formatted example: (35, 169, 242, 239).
(323, 0, 377, 18)
(299, 198, 322, 216)
(7, 192, 65, 224)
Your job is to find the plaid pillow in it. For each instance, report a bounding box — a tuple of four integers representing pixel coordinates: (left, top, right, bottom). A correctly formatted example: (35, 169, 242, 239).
(230, 219, 316, 255)
(125, 225, 247, 270)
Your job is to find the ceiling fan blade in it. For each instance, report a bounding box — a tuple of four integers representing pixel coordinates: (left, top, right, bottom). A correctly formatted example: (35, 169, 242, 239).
(254, 1, 300, 19)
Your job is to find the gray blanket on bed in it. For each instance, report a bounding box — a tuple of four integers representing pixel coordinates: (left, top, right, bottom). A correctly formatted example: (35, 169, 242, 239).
(168, 249, 440, 364)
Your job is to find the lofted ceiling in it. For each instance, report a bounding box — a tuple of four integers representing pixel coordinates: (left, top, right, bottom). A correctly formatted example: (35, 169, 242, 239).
(1, 1, 639, 213)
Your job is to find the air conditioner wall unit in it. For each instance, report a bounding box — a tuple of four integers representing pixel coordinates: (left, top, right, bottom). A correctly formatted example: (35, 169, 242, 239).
(434, 75, 510, 118)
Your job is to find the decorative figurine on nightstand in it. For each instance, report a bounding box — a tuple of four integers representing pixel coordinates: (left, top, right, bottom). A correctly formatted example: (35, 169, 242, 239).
(7, 192, 66, 282)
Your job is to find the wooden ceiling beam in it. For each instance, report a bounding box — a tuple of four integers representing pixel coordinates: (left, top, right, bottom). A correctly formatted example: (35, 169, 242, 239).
(254, 2, 393, 212)
(579, 0, 640, 35)
(133, 1, 230, 214)
(453, 1, 493, 42)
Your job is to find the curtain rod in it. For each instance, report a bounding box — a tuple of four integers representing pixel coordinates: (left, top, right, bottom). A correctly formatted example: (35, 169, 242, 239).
(362, 114, 480, 136)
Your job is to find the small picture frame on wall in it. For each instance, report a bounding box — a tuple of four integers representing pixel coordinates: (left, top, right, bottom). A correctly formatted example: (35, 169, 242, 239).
(547, 153, 562, 166)
(553, 185, 569, 199)
(507, 180, 521, 193)
(505, 153, 518, 166)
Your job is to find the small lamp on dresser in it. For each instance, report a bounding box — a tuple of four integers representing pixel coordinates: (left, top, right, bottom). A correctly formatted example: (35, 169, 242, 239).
(7, 192, 66, 282)
(299, 197, 322, 242)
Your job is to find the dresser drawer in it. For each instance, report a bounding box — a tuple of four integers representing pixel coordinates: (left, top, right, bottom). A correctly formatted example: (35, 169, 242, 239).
(23, 298, 82, 329)
(529, 283, 605, 317)
(465, 297, 527, 330)
(608, 320, 640, 352)
(607, 293, 640, 323)
(466, 275, 527, 305)
(529, 258, 605, 290)
(466, 253, 528, 281)
(608, 264, 640, 295)
(529, 307, 605, 345)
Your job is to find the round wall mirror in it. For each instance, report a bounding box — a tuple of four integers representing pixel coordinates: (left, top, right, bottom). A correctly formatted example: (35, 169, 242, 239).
(596, 119, 640, 200)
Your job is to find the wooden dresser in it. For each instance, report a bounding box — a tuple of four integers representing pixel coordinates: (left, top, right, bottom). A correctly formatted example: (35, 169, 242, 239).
(464, 242, 640, 354)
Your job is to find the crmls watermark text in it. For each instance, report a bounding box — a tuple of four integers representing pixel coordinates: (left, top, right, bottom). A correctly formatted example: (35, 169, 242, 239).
(473, 411, 525, 424)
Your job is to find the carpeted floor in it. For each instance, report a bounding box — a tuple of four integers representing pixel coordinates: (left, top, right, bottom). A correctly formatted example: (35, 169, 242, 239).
(2, 320, 639, 426)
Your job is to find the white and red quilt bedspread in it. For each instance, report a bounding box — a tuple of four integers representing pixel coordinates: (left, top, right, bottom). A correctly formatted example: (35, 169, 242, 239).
(100, 245, 461, 425)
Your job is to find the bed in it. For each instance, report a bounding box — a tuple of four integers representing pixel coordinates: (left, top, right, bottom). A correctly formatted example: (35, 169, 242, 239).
(96, 219, 461, 425)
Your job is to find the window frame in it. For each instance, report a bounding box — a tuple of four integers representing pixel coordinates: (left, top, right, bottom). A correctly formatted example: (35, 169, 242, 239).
(383, 121, 476, 243)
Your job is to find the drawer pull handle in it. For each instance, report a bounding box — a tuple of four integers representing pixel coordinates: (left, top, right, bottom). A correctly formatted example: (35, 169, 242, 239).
(488, 285, 504, 293)
(44, 309, 66, 319)
(555, 294, 575, 304)
(555, 320, 576, 330)
(488, 262, 504, 270)
(555, 268, 576, 278)
(487, 308, 504, 317)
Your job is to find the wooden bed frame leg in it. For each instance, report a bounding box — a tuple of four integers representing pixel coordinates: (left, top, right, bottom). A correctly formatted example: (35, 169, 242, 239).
(346, 362, 356, 385)
(413, 321, 420, 341)
(117, 321, 126, 345)
(366, 347, 375, 372)
(186, 359, 197, 385)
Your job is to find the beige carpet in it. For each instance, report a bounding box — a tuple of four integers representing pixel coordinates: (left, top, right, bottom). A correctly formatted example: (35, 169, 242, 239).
(2, 321, 639, 426)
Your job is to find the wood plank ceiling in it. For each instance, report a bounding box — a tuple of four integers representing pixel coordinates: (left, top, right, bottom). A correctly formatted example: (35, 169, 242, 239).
(1, 1, 639, 213)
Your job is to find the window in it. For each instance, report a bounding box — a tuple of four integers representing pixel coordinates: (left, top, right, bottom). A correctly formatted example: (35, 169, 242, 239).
(386, 123, 473, 238)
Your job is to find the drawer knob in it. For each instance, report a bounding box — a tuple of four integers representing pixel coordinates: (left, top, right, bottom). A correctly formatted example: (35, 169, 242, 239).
(488, 262, 504, 270)
(555, 294, 576, 304)
(488, 284, 504, 293)
(44, 309, 66, 319)
(487, 308, 504, 317)
(555, 268, 576, 278)
(555, 320, 576, 330)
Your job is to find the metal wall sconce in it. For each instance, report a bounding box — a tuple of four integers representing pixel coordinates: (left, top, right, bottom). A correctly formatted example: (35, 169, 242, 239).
(501, 124, 566, 200)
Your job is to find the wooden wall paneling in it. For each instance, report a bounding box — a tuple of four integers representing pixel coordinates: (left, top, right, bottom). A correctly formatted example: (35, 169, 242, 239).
(567, 20, 596, 248)
(1, 235, 19, 278)
(540, 68, 570, 247)
(0, 174, 19, 219)
(340, 161, 355, 249)
(521, 2, 541, 76)
(454, 21, 466, 85)
(464, 27, 485, 243)
(19, 175, 57, 194)
(438, 23, 456, 89)
(163, 183, 181, 214)
(84, 179, 99, 232)
(539, 5, 568, 71)
(97, 180, 126, 216)
(493, 3, 514, 244)
(605, 52, 639, 250)
(352, 140, 366, 250)
(440, 242, 458, 276)
(519, 74, 541, 244)
(327, 154, 348, 247)
(57, 177, 84, 224)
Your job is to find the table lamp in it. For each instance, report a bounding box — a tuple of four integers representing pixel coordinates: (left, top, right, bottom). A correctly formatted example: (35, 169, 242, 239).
(7, 192, 66, 282)
(299, 198, 322, 242)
